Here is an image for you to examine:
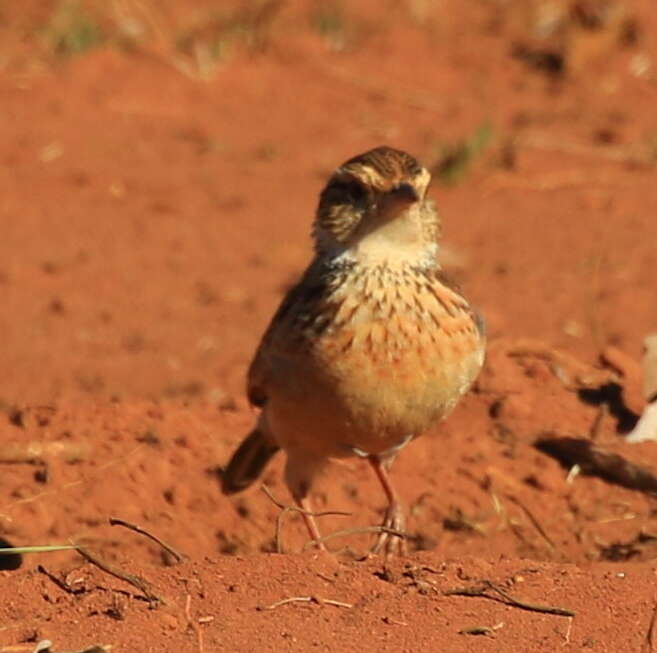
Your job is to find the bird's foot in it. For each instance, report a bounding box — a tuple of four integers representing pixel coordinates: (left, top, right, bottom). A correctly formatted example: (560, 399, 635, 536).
(372, 502, 407, 557)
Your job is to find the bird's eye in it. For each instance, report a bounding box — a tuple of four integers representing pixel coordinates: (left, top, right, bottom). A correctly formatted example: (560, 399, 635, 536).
(328, 180, 367, 204)
(345, 181, 366, 203)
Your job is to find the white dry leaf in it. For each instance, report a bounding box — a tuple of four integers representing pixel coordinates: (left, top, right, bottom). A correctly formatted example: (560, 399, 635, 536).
(626, 402, 657, 443)
(32, 642, 53, 653)
(626, 334, 657, 443)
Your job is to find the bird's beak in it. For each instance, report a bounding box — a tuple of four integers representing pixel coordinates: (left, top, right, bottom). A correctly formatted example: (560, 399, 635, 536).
(375, 181, 422, 223)
(392, 182, 420, 204)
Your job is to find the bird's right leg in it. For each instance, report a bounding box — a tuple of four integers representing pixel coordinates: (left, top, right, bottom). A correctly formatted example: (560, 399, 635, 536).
(368, 455, 407, 557)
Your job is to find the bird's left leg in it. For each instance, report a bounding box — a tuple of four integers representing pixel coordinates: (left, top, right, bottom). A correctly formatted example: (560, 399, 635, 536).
(285, 450, 327, 551)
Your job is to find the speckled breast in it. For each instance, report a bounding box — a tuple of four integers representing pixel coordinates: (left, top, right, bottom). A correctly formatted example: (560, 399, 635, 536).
(265, 263, 485, 457)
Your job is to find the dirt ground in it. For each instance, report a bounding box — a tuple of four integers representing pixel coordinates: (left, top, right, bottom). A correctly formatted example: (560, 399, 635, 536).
(1, 1, 657, 651)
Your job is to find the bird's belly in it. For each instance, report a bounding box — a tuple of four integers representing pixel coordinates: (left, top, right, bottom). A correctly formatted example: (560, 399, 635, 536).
(266, 325, 484, 458)
(328, 342, 481, 448)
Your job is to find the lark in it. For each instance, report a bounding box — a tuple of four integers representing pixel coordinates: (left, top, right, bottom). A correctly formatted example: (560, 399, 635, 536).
(222, 146, 485, 554)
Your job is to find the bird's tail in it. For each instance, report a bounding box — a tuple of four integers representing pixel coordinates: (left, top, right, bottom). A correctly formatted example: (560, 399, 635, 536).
(221, 427, 280, 495)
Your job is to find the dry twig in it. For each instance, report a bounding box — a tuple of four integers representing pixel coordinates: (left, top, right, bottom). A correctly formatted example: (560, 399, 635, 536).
(37, 564, 84, 595)
(109, 517, 185, 563)
(75, 544, 161, 605)
(536, 436, 657, 495)
(185, 593, 204, 653)
(642, 599, 657, 653)
(445, 579, 574, 617)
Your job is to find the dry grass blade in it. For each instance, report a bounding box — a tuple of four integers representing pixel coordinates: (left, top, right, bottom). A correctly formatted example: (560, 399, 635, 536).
(0, 441, 90, 464)
(257, 596, 353, 611)
(303, 525, 405, 551)
(505, 494, 555, 549)
(0, 545, 77, 554)
(260, 484, 351, 553)
(2, 443, 145, 513)
(520, 132, 657, 167)
(495, 338, 616, 389)
(316, 62, 448, 113)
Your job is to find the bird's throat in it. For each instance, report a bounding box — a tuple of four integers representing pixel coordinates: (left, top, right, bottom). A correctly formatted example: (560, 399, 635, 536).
(350, 212, 438, 269)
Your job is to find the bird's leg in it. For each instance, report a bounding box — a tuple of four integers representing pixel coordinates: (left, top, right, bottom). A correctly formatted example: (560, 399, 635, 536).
(292, 489, 327, 551)
(368, 455, 407, 556)
(286, 454, 327, 551)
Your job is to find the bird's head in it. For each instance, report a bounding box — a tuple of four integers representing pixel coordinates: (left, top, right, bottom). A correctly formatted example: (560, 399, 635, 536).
(313, 146, 439, 265)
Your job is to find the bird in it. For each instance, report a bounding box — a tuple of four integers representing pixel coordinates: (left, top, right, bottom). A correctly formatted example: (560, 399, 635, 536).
(221, 146, 485, 555)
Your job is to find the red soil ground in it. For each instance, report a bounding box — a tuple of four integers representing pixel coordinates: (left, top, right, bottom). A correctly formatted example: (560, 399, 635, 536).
(1, 1, 657, 650)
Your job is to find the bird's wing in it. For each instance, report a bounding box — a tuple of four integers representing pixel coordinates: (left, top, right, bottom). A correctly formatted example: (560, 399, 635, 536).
(246, 260, 330, 408)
